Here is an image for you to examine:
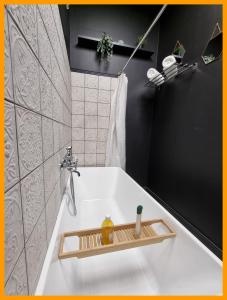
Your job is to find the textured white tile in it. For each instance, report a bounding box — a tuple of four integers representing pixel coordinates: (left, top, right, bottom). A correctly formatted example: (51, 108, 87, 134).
(63, 105, 71, 127)
(4, 250, 28, 296)
(60, 168, 66, 197)
(97, 153, 106, 166)
(85, 129, 97, 141)
(85, 154, 96, 166)
(52, 87, 62, 122)
(8, 5, 38, 55)
(72, 141, 84, 154)
(43, 156, 55, 202)
(4, 101, 19, 191)
(85, 102, 97, 115)
(85, 74, 98, 88)
(98, 116, 109, 129)
(53, 121, 60, 153)
(21, 165, 45, 242)
(58, 123, 64, 149)
(50, 5, 65, 66)
(72, 101, 84, 115)
(51, 5, 63, 44)
(4, 10, 13, 101)
(85, 88, 98, 102)
(39, 67, 52, 119)
(51, 50, 65, 101)
(25, 210, 47, 294)
(97, 141, 106, 154)
(97, 128, 108, 142)
(99, 75, 111, 90)
(37, 10, 51, 77)
(9, 18, 41, 112)
(72, 115, 84, 128)
(85, 116, 97, 129)
(39, 5, 71, 97)
(111, 89, 115, 102)
(85, 141, 96, 154)
(75, 154, 84, 167)
(16, 107, 43, 178)
(38, 5, 55, 50)
(111, 77, 118, 91)
(72, 86, 84, 101)
(98, 103, 110, 116)
(71, 72, 84, 87)
(72, 128, 84, 141)
(4, 184, 24, 284)
(98, 90, 111, 103)
(52, 151, 61, 184)
(42, 117, 54, 160)
(46, 181, 61, 242)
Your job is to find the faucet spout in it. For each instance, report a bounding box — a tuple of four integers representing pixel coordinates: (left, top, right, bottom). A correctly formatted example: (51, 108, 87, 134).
(73, 170, 80, 177)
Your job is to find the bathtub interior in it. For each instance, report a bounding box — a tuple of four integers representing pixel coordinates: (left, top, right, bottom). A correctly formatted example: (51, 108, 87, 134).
(36, 167, 222, 295)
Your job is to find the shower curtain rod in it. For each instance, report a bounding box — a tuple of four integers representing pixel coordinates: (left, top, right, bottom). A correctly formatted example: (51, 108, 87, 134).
(119, 4, 168, 75)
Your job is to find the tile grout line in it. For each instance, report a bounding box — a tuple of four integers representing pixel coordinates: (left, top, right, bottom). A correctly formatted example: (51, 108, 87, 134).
(4, 8, 30, 294)
(38, 22, 50, 258)
(7, 6, 71, 116)
(4, 134, 70, 194)
(4, 6, 72, 295)
(50, 5, 71, 88)
(37, 5, 71, 101)
(5, 98, 71, 129)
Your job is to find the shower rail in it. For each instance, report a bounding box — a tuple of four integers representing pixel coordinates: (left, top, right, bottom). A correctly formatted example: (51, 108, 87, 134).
(119, 5, 167, 75)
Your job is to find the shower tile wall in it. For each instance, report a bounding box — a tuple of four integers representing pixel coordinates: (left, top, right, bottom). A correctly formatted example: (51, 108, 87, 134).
(71, 72, 117, 166)
(4, 5, 72, 295)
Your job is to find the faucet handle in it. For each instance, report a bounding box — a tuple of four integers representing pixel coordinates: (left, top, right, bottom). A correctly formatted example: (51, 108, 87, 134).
(72, 154, 78, 164)
(66, 146, 72, 156)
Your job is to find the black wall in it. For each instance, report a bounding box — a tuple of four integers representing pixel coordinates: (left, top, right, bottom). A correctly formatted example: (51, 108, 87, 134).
(148, 5, 222, 257)
(68, 5, 161, 185)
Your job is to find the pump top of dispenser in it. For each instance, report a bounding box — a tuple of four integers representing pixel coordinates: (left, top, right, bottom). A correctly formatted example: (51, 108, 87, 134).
(105, 214, 111, 220)
(137, 205, 143, 214)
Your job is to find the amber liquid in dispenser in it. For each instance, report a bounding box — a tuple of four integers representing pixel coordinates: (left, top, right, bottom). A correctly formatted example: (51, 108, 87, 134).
(101, 215, 114, 245)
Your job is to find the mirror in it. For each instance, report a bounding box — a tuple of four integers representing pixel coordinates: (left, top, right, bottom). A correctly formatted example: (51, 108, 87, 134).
(202, 22, 222, 65)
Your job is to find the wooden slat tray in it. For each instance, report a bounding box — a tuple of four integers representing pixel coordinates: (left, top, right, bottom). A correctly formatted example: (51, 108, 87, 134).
(58, 219, 176, 259)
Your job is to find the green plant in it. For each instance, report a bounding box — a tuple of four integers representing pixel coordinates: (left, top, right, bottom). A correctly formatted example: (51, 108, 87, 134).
(97, 32, 113, 61)
(173, 41, 186, 57)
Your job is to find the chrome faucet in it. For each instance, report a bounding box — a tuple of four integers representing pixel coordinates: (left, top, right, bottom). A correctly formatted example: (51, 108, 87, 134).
(59, 146, 80, 177)
(59, 146, 80, 216)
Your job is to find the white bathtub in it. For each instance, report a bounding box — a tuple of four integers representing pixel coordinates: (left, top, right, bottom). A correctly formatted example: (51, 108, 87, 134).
(35, 167, 222, 295)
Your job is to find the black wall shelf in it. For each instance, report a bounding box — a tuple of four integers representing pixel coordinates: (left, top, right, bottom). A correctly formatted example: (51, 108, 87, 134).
(77, 35, 154, 59)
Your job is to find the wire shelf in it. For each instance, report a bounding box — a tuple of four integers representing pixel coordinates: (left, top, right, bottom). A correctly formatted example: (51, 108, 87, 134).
(145, 62, 198, 88)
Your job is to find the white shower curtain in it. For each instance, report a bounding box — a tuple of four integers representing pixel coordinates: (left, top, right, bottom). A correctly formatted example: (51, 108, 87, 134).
(105, 73, 128, 170)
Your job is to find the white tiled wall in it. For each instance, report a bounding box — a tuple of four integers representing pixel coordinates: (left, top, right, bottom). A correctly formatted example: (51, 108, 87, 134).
(71, 72, 117, 167)
(4, 5, 72, 295)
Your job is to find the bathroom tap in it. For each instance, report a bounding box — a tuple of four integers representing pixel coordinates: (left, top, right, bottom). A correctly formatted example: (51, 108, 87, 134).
(59, 146, 73, 168)
(59, 146, 80, 216)
(59, 146, 80, 175)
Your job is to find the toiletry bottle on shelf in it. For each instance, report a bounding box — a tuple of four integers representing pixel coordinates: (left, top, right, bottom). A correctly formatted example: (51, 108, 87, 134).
(101, 215, 114, 245)
(135, 205, 143, 238)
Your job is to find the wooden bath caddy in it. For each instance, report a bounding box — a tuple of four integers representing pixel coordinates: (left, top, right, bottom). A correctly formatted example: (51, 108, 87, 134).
(58, 219, 176, 260)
